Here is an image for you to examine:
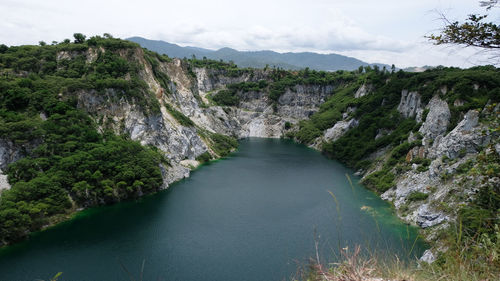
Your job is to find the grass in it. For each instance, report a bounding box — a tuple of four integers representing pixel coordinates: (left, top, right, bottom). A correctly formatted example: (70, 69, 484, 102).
(296, 223, 500, 281)
(407, 191, 429, 202)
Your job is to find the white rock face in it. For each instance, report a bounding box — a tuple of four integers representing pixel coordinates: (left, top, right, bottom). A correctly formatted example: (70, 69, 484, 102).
(237, 111, 284, 138)
(420, 249, 436, 264)
(324, 119, 359, 142)
(398, 90, 423, 122)
(383, 170, 432, 208)
(414, 204, 449, 228)
(180, 159, 200, 169)
(429, 110, 490, 159)
(354, 84, 372, 98)
(0, 172, 9, 194)
(419, 95, 450, 141)
(277, 84, 335, 119)
(0, 139, 27, 193)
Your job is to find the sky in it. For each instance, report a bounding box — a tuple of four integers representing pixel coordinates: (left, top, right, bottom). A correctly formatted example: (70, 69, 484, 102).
(1, 0, 499, 68)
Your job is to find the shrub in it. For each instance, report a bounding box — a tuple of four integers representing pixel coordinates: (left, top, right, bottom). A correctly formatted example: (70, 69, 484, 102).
(209, 133, 238, 157)
(212, 89, 240, 106)
(362, 169, 395, 193)
(164, 103, 195, 127)
(407, 191, 429, 202)
(196, 152, 212, 163)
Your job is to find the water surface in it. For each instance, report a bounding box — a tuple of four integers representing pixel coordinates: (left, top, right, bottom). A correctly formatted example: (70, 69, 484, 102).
(0, 138, 425, 281)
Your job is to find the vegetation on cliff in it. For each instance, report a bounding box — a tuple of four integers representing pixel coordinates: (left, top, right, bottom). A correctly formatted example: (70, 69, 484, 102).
(0, 35, 167, 245)
(289, 66, 500, 279)
(1, 34, 498, 279)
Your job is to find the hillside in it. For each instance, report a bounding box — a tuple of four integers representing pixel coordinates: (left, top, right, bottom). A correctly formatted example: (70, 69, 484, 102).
(0, 36, 499, 279)
(127, 36, 384, 71)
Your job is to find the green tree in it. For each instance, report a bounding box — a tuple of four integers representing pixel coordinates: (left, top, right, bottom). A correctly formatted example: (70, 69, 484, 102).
(0, 44, 8, 54)
(73, 33, 86, 44)
(428, 1, 499, 52)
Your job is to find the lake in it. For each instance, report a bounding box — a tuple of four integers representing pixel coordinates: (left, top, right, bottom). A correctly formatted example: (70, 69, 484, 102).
(0, 138, 425, 281)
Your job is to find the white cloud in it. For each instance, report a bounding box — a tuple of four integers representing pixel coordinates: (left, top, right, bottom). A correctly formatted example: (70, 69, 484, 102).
(0, 0, 497, 67)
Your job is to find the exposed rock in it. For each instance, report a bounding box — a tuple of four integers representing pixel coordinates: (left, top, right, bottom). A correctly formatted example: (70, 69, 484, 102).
(398, 90, 423, 121)
(405, 146, 426, 163)
(382, 170, 433, 208)
(354, 83, 373, 98)
(237, 111, 284, 138)
(407, 131, 417, 143)
(429, 110, 489, 159)
(193, 67, 267, 92)
(0, 139, 25, 194)
(56, 50, 78, 61)
(419, 95, 450, 142)
(0, 172, 9, 194)
(1, 46, 494, 250)
(415, 204, 448, 228)
(277, 84, 335, 119)
(324, 119, 359, 142)
(180, 159, 200, 169)
(428, 158, 443, 178)
(342, 106, 357, 119)
(420, 249, 436, 264)
(440, 85, 447, 95)
(160, 163, 190, 189)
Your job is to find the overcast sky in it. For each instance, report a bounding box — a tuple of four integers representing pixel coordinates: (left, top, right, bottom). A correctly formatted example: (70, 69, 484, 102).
(1, 0, 499, 68)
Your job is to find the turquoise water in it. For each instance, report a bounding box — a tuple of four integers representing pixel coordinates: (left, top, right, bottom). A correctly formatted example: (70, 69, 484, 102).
(0, 138, 425, 281)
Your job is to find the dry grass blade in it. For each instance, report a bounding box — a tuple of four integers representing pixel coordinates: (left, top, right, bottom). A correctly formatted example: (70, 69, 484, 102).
(311, 245, 378, 281)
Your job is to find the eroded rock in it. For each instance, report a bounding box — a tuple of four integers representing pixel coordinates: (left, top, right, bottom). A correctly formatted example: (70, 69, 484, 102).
(419, 95, 450, 142)
(429, 110, 489, 159)
(324, 119, 359, 142)
(398, 90, 423, 121)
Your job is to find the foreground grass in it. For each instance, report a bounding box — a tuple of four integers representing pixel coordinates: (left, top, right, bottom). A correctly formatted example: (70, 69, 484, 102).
(296, 225, 500, 281)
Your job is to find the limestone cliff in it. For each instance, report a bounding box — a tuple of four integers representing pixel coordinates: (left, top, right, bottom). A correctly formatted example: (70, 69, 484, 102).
(1, 42, 497, 258)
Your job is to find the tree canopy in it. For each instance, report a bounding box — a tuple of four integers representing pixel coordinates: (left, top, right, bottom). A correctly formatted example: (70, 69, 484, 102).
(428, 1, 499, 53)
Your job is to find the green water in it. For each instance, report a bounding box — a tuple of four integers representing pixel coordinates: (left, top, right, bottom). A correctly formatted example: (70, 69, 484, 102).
(0, 138, 425, 281)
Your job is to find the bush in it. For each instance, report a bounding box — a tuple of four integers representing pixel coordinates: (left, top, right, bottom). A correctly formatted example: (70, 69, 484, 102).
(212, 89, 240, 106)
(362, 169, 395, 193)
(209, 133, 238, 157)
(196, 152, 212, 163)
(164, 103, 195, 127)
(407, 191, 429, 202)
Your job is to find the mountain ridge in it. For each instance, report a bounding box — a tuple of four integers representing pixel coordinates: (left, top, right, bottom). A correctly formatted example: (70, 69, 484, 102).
(127, 36, 387, 71)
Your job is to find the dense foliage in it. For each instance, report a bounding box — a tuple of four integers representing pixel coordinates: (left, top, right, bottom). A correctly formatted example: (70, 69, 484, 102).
(186, 57, 253, 77)
(291, 65, 500, 268)
(0, 36, 166, 244)
(268, 68, 357, 102)
(210, 67, 357, 107)
(292, 66, 500, 170)
(211, 80, 267, 106)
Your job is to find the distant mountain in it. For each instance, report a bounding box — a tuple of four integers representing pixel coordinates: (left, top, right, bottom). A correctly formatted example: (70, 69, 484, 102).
(127, 36, 386, 71)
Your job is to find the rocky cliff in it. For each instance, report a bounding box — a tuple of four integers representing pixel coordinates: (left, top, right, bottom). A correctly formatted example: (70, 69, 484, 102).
(306, 81, 499, 261)
(0, 39, 498, 254)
